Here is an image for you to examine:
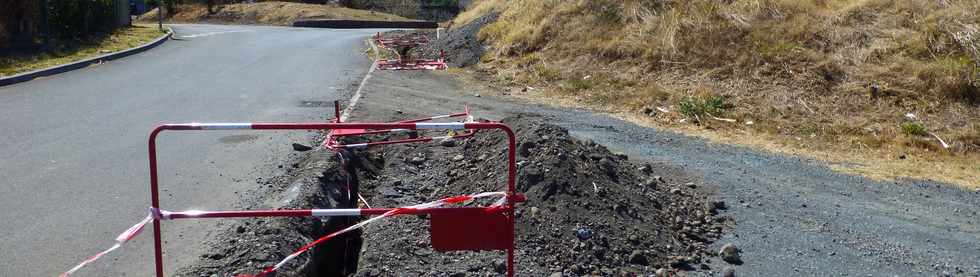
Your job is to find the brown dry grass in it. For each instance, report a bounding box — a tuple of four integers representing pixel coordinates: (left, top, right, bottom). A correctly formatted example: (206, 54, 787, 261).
(138, 1, 410, 26)
(455, 0, 980, 188)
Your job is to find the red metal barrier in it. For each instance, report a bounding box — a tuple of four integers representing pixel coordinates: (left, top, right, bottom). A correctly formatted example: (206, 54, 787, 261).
(146, 121, 522, 277)
(324, 101, 476, 149)
(374, 32, 447, 70)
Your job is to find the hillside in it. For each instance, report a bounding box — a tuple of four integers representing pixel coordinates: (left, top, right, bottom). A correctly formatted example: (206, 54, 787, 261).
(138, 1, 411, 26)
(448, 0, 979, 186)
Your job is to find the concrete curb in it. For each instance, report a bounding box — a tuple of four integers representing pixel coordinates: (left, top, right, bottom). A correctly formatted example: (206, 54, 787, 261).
(293, 20, 438, 29)
(0, 28, 174, 87)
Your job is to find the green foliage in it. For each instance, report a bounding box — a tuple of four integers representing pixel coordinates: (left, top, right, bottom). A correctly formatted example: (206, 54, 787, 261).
(679, 95, 727, 117)
(47, 0, 119, 39)
(901, 121, 927, 136)
(567, 76, 595, 91)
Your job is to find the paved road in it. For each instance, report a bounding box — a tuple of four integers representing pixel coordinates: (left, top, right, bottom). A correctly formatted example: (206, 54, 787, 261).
(0, 24, 375, 276)
(355, 71, 980, 276)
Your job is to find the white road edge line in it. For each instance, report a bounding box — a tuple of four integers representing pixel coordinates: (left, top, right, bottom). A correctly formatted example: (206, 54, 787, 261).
(179, 30, 254, 39)
(339, 37, 380, 122)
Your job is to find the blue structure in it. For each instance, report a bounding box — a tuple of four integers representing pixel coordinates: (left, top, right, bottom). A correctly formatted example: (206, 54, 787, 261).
(130, 0, 149, 16)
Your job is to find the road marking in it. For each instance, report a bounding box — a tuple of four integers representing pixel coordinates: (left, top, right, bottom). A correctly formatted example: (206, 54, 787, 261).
(339, 38, 380, 122)
(179, 30, 253, 39)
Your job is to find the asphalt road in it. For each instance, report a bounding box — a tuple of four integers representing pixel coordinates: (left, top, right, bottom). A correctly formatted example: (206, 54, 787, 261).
(0, 24, 375, 276)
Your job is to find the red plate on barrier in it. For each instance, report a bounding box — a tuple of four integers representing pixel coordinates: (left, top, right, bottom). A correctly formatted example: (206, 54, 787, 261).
(430, 207, 512, 251)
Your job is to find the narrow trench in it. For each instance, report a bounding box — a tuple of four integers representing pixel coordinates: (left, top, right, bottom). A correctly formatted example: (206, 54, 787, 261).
(304, 150, 370, 277)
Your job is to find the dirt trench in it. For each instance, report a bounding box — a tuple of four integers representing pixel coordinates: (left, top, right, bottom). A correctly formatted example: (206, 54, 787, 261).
(174, 148, 366, 277)
(177, 116, 730, 276)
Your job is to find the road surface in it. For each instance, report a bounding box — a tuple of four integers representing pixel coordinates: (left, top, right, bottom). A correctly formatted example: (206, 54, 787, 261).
(0, 24, 375, 276)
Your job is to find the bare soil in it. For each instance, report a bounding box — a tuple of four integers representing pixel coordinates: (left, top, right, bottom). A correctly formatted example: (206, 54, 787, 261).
(350, 115, 728, 276)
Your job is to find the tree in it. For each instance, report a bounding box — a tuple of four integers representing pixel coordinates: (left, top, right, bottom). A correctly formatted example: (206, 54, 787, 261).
(206, 0, 218, 14)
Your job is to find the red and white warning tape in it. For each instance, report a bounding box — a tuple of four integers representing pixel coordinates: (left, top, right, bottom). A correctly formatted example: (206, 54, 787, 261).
(60, 192, 505, 277)
(60, 210, 156, 277)
(239, 191, 505, 277)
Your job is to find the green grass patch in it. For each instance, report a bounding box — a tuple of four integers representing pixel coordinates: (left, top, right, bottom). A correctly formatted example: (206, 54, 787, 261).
(901, 121, 927, 136)
(0, 24, 165, 77)
(679, 95, 727, 117)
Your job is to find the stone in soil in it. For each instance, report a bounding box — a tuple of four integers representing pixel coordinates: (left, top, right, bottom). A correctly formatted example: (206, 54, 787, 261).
(720, 243, 742, 264)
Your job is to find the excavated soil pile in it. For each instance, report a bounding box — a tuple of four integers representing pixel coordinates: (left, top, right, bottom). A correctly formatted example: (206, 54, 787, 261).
(176, 116, 729, 276)
(351, 115, 729, 276)
(409, 12, 499, 67)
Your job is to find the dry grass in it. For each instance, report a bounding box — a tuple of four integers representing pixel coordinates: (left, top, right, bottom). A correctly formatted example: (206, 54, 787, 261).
(0, 24, 165, 77)
(459, 0, 980, 187)
(138, 1, 411, 26)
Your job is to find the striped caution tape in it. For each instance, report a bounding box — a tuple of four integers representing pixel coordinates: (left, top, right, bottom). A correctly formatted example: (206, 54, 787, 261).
(60, 193, 506, 276)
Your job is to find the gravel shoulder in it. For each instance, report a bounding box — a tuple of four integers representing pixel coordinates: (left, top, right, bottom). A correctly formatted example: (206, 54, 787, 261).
(351, 69, 980, 276)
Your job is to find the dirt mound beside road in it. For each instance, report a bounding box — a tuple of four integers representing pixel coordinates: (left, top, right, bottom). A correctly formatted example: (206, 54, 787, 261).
(410, 12, 499, 67)
(353, 115, 730, 276)
(175, 114, 731, 276)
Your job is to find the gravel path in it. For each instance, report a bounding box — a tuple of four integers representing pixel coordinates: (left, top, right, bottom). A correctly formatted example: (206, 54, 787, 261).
(352, 70, 980, 276)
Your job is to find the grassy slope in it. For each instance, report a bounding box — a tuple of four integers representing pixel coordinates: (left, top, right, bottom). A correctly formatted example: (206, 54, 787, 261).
(455, 0, 979, 187)
(138, 1, 411, 26)
(0, 24, 165, 77)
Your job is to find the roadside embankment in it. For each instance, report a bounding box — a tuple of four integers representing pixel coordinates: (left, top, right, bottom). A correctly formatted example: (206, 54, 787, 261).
(434, 0, 980, 188)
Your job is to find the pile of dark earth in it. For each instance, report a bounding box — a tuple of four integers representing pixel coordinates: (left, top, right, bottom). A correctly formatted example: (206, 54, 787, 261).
(401, 11, 500, 68)
(350, 115, 732, 276)
(173, 116, 734, 277)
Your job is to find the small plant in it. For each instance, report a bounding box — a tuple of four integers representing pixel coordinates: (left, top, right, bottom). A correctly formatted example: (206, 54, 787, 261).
(679, 95, 727, 117)
(567, 77, 595, 91)
(901, 121, 928, 136)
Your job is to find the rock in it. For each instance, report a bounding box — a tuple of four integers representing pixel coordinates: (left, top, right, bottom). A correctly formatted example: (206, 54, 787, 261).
(291, 143, 313, 151)
(529, 206, 540, 218)
(493, 260, 507, 273)
(722, 266, 736, 277)
(440, 139, 457, 147)
(409, 156, 426, 165)
(451, 154, 465, 162)
(208, 253, 224, 260)
(549, 272, 563, 277)
(639, 164, 653, 174)
(686, 182, 697, 189)
(670, 188, 682, 195)
(574, 227, 592, 241)
(720, 243, 742, 264)
(519, 141, 536, 157)
(236, 226, 246, 233)
(653, 175, 664, 183)
(669, 255, 693, 268)
(654, 268, 668, 277)
(628, 250, 649, 265)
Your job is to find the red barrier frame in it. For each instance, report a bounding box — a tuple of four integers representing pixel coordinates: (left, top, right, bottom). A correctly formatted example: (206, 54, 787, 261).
(147, 122, 520, 277)
(324, 102, 477, 149)
(373, 32, 447, 70)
